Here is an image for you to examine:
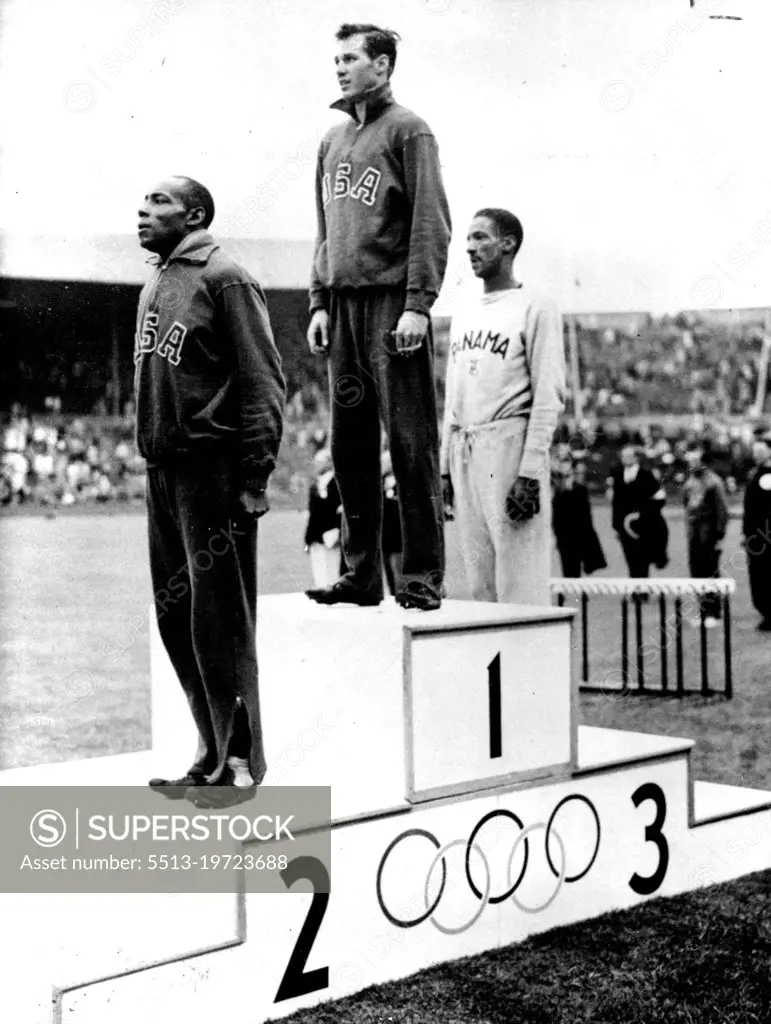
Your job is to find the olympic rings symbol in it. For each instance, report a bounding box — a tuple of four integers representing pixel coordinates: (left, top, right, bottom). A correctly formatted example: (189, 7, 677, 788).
(376, 795, 601, 933)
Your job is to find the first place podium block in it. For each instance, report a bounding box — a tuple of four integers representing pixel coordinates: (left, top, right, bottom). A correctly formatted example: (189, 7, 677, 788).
(151, 595, 577, 819)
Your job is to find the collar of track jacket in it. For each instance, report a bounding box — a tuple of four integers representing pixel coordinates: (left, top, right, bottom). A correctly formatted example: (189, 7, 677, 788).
(330, 82, 395, 125)
(146, 229, 217, 269)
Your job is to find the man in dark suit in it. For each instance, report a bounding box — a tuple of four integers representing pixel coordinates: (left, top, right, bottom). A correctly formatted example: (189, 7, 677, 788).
(611, 445, 668, 578)
(684, 441, 728, 626)
(552, 456, 606, 577)
(743, 431, 771, 630)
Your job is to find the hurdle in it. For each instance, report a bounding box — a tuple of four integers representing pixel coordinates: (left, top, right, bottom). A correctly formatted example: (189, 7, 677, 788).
(550, 578, 735, 699)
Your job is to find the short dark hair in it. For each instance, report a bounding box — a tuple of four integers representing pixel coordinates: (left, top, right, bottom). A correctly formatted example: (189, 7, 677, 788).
(474, 208, 524, 257)
(335, 23, 401, 77)
(688, 440, 715, 466)
(171, 176, 215, 228)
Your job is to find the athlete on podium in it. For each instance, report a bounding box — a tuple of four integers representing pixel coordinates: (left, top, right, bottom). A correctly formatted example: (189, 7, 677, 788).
(135, 177, 286, 805)
(441, 209, 566, 605)
(305, 23, 451, 611)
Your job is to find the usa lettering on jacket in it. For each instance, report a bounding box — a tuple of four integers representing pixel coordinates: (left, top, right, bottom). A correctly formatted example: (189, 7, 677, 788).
(322, 162, 383, 207)
(135, 313, 188, 367)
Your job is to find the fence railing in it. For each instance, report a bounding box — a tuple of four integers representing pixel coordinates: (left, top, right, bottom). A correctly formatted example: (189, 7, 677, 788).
(550, 577, 736, 698)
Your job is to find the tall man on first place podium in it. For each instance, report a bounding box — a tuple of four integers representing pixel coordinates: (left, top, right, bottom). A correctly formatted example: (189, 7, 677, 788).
(441, 209, 566, 606)
(306, 23, 452, 611)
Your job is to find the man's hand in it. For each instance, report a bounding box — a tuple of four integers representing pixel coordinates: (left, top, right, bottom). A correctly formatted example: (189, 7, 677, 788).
(394, 311, 428, 355)
(307, 310, 330, 356)
(505, 476, 540, 523)
(623, 512, 641, 539)
(442, 474, 454, 521)
(240, 489, 270, 518)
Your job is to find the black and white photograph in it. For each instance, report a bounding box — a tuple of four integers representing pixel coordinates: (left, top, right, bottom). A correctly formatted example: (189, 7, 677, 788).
(0, 1, 770, 1021)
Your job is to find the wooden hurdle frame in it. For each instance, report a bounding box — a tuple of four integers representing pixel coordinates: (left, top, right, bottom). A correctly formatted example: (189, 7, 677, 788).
(550, 578, 736, 698)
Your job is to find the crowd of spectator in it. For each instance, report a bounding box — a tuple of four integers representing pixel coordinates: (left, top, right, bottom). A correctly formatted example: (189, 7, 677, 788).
(0, 405, 146, 509)
(575, 321, 763, 418)
(2, 393, 765, 513)
(554, 417, 758, 499)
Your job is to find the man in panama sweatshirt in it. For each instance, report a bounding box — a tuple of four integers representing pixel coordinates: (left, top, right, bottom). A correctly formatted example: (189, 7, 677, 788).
(306, 23, 451, 611)
(441, 208, 566, 606)
(135, 176, 286, 805)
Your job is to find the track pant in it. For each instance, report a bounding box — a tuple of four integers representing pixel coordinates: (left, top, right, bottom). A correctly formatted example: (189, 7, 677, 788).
(688, 538, 721, 619)
(146, 459, 266, 785)
(557, 544, 582, 579)
(448, 417, 552, 606)
(328, 287, 444, 599)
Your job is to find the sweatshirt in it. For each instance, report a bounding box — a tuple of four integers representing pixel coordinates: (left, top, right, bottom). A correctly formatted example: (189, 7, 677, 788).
(440, 285, 566, 479)
(309, 83, 451, 317)
(134, 230, 286, 491)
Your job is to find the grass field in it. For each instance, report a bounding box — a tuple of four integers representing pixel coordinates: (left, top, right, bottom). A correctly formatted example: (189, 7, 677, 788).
(283, 873, 771, 1024)
(1, 503, 770, 789)
(1, 502, 770, 1022)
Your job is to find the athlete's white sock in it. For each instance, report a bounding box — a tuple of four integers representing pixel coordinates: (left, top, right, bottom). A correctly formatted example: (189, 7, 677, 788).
(227, 756, 254, 787)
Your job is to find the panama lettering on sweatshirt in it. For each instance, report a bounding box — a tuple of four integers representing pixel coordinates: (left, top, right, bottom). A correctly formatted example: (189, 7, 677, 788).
(441, 286, 566, 480)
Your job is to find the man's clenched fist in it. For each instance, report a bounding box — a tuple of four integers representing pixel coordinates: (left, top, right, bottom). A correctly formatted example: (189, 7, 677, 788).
(240, 489, 270, 518)
(505, 476, 540, 523)
(393, 311, 428, 355)
(307, 310, 330, 355)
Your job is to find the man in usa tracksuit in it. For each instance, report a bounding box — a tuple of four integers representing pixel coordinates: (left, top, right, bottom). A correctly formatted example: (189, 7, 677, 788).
(135, 176, 285, 805)
(441, 208, 566, 606)
(306, 23, 451, 611)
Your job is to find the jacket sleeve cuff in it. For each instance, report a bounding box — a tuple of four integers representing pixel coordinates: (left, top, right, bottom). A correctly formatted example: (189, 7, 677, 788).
(309, 289, 330, 315)
(518, 454, 544, 480)
(404, 290, 436, 317)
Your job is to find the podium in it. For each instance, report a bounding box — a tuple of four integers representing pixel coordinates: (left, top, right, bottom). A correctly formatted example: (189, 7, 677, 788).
(153, 596, 576, 814)
(1, 594, 770, 1024)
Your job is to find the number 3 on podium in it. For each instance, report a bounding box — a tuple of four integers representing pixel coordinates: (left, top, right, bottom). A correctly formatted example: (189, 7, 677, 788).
(629, 782, 670, 895)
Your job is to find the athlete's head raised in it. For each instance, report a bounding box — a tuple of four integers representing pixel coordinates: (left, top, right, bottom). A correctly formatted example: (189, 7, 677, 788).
(334, 24, 401, 102)
(137, 176, 215, 260)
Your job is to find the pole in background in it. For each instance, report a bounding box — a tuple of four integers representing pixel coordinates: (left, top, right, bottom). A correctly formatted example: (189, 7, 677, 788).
(110, 303, 121, 419)
(750, 311, 771, 418)
(568, 313, 583, 431)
